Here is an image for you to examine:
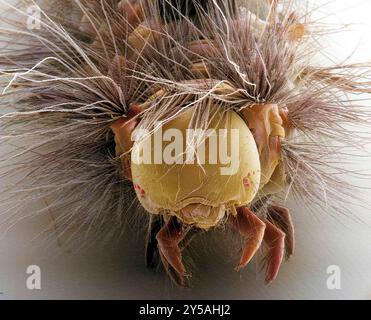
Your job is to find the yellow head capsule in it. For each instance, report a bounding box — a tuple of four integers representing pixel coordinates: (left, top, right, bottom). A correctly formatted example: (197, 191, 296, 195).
(131, 107, 261, 229)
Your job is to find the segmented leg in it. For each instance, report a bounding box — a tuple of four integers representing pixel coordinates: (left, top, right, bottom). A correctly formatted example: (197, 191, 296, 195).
(156, 216, 187, 279)
(263, 219, 285, 284)
(231, 206, 287, 284)
(267, 205, 295, 259)
(146, 216, 197, 286)
(230, 207, 266, 272)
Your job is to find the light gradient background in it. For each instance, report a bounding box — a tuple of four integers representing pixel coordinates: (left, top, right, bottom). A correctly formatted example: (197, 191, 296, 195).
(1, 0, 371, 299)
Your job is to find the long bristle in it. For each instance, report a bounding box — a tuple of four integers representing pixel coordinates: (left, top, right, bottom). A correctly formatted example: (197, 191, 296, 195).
(0, 0, 370, 250)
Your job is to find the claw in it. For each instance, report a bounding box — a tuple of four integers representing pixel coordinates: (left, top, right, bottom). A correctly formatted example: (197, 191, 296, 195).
(263, 219, 285, 285)
(158, 251, 186, 287)
(267, 205, 295, 258)
(230, 207, 266, 272)
(156, 216, 187, 277)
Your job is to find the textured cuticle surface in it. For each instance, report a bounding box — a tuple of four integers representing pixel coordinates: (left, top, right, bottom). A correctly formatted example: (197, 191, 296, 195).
(130, 106, 261, 229)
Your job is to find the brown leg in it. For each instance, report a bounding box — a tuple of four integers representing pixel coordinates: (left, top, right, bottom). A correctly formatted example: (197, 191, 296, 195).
(156, 216, 187, 277)
(230, 207, 266, 272)
(146, 216, 198, 286)
(160, 226, 198, 287)
(263, 220, 285, 284)
(267, 205, 295, 259)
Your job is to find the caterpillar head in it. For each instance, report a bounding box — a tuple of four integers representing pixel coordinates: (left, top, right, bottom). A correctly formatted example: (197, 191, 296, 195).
(111, 98, 289, 229)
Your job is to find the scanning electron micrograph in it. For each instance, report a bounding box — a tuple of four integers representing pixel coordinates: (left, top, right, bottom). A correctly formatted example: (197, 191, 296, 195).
(1, 0, 371, 300)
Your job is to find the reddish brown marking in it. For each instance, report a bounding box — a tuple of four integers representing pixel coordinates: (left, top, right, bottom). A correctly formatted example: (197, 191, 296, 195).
(243, 177, 251, 188)
(134, 184, 145, 197)
(139, 188, 145, 198)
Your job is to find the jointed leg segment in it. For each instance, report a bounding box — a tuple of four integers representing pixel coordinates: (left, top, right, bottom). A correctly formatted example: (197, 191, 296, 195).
(156, 216, 187, 277)
(230, 205, 292, 284)
(230, 207, 266, 272)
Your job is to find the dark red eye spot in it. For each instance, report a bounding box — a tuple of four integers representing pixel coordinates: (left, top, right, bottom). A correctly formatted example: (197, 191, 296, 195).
(243, 177, 251, 188)
(134, 184, 145, 197)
